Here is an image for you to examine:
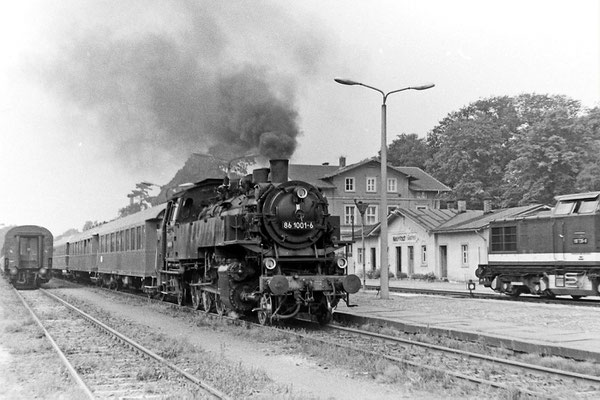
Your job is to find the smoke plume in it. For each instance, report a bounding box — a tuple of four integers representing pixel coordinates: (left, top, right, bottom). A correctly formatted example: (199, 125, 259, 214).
(38, 1, 332, 172)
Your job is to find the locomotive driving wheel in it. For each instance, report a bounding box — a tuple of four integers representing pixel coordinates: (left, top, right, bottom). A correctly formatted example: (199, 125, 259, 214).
(202, 291, 214, 313)
(257, 294, 273, 325)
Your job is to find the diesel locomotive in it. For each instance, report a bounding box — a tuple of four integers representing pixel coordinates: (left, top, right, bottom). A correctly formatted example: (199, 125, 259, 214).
(1, 225, 53, 289)
(476, 192, 600, 299)
(147, 159, 361, 324)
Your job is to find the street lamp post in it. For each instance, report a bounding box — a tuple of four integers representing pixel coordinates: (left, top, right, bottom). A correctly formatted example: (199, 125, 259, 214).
(354, 199, 369, 290)
(335, 77, 434, 299)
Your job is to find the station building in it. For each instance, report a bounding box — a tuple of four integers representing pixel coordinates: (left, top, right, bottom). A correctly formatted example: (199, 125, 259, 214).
(288, 156, 546, 283)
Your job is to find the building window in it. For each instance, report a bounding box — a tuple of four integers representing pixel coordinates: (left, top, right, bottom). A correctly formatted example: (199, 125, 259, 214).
(491, 226, 517, 252)
(421, 245, 427, 264)
(345, 177, 355, 192)
(387, 178, 397, 193)
(357, 248, 363, 264)
(461, 244, 469, 266)
(344, 205, 356, 225)
(366, 205, 377, 224)
(366, 177, 377, 192)
(417, 191, 427, 199)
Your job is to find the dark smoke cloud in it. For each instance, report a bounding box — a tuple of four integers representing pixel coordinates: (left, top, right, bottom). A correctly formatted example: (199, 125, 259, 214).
(38, 1, 333, 172)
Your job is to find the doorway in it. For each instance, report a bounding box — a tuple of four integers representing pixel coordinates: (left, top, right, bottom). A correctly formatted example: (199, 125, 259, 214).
(408, 246, 414, 275)
(395, 246, 402, 276)
(440, 245, 448, 279)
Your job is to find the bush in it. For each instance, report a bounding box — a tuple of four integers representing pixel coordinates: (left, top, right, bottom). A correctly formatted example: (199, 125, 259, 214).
(411, 272, 437, 282)
(365, 268, 395, 279)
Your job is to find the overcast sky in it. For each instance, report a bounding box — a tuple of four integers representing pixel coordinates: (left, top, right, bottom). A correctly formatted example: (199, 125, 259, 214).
(1, 0, 599, 235)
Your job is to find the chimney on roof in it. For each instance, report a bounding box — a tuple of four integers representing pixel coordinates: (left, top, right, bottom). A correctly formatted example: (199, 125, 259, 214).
(457, 200, 467, 213)
(483, 198, 493, 214)
(339, 156, 346, 167)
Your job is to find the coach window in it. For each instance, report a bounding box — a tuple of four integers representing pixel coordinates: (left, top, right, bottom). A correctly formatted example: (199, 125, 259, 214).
(131, 229, 136, 251)
(576, 198, 599, 214)
(137, 227, 142, 250)
(110, 233, 115, 252)
(491, 226, 517, 251)
(554, 201, 575, 215)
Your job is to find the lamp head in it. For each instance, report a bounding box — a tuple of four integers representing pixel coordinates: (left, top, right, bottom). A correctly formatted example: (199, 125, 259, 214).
(334, 77, 360, 86)
(412, 83, 435, 90)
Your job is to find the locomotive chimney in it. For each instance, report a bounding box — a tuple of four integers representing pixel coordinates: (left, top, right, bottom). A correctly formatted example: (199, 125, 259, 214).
(253, 168, 270, 184)
(269, 159, 289, 184)
(339, 156, 346, 168)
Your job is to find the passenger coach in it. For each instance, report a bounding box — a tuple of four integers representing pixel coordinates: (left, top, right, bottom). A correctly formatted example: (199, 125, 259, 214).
(1, 225, 53, 289)
(53, 204, 165, 289)
(477, 192, 600, 298)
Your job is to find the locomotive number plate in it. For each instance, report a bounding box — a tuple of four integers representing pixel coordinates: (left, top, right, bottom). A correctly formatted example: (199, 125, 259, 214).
(282, 221, 314, 230)
(573, 238, 588, 244)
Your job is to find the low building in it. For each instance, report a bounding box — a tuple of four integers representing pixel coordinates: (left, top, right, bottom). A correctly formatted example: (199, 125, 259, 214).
(356, 203, 547, 281)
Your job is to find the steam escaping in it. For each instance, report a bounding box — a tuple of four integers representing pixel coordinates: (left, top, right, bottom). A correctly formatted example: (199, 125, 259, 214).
(37, 1, 333, 172)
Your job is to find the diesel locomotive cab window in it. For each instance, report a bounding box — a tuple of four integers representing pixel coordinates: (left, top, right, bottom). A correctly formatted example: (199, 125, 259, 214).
(491, 226, 517, 252)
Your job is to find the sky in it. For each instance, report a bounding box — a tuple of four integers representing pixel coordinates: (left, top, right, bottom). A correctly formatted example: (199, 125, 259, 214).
(1, 0, 599, 235)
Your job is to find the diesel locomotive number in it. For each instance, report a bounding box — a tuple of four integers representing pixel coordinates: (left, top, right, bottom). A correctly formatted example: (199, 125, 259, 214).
(573, 237, 588, 244)
(282, 221, 314, 230)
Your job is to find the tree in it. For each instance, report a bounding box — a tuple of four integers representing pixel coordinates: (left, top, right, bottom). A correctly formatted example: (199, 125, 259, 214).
(501, 97, 584, 206)
(118, 203, 143, 218)
(575, 107, 600, 191)
(425, 96, 518, 206)
(387, 133, 428, 169)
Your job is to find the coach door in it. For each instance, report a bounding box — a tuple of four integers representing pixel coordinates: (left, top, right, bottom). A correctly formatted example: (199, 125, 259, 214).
(19, 236, 40, 269)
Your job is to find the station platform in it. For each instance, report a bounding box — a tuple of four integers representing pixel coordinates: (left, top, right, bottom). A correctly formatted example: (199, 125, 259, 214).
(335, 278, 600, 362)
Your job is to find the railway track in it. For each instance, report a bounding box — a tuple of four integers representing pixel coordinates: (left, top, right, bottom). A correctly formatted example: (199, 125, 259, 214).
(371, 284, 600, 307)
(52, 279, 600, 397)
(14, 287, 230, 400)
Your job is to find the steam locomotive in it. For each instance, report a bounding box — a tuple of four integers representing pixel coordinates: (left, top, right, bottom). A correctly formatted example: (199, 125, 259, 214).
(1, 225, 53, 289)
(53, 159, 360, 324)
(476, 192, 600, 299)
(148, 159, 361, 324)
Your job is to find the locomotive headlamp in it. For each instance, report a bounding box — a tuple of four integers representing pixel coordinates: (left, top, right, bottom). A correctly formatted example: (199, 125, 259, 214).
(336, 257, 348, 269)
(39, 267, 48, 277)
(295, 187, 308, 199)
(263, 257, 277, 270)
(9, 266, 17, 276)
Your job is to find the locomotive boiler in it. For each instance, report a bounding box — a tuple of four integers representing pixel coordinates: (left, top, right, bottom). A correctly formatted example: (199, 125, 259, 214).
(1, 225, 53, 289)
(476, 192, 600, 299)
(150, 159, 361, 324)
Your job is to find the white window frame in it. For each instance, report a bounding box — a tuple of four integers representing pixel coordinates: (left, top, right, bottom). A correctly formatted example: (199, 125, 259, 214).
(387, 178, 397, 193)
(344, 205, 356, 225)
(357, 248, 364, 264)
(461, 244, 469, 266)
(345, 177, 355, 192)
(366, 177, 377, 192)
(365, 205, 377, 224)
